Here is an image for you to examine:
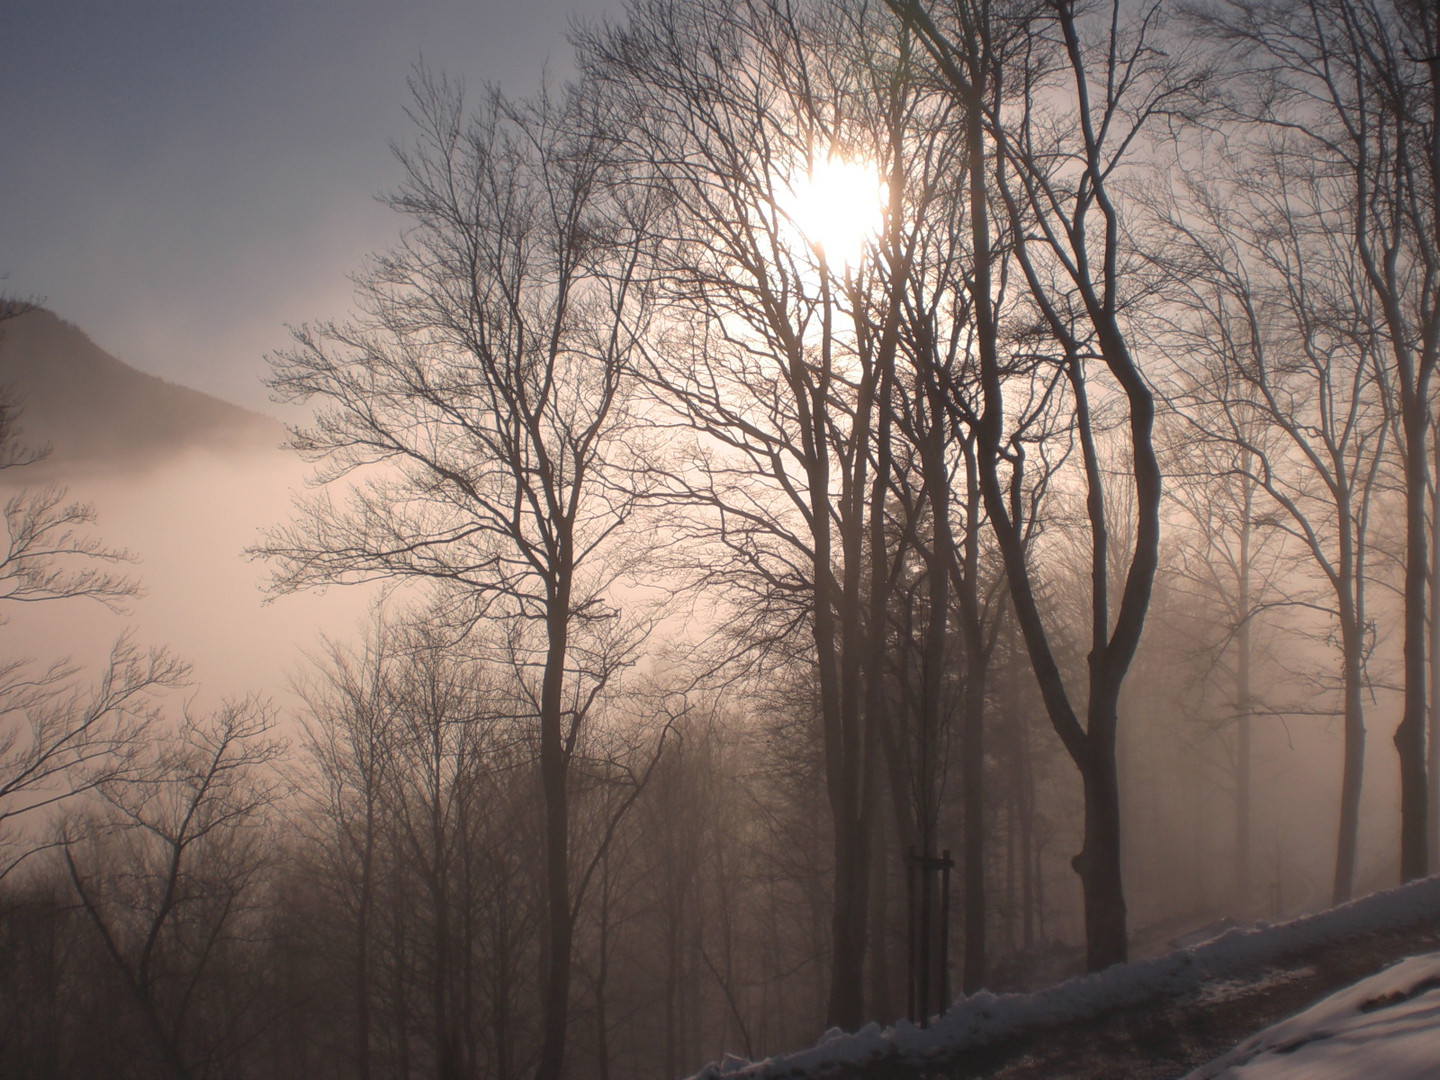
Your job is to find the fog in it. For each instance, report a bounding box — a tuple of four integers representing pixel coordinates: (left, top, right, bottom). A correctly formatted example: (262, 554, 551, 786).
(2, 1, 1438, 1079)
(0, 443, 376, 709)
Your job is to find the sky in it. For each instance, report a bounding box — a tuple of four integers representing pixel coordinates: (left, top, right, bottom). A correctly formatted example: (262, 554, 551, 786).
(2, 0, 620, 413)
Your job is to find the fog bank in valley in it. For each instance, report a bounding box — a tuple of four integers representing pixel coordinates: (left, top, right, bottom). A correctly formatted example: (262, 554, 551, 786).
(0, 309, 373, 707)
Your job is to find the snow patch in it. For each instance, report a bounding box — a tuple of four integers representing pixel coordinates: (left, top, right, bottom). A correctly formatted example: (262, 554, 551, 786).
(1183, 952, 1440, 1079)
(686, 875, 1440, 1080)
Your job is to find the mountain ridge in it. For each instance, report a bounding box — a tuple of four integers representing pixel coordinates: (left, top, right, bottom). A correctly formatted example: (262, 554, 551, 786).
(0, 308, 284, 476)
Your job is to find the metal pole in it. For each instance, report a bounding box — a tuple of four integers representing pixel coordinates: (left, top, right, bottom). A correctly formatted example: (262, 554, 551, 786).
(940, 849, 952, 1012)
(919, 851, 933, 1025)
(906, 847, 916, 1023)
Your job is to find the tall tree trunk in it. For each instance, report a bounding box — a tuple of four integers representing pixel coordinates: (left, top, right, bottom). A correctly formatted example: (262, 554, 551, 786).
(1334, 613, 1367, 904)
(1428, 437, 1440, 871)
(1333, 481, 1367, 906)
(867, 810, 895, 1020)
(961, 652, 986, 991)
(1234, 468, 1254, 910)
(355, 793, 375, 1080)
(536, 583, 574, 1080)
(957, 445, 988, 993)
(1396, 380, 1431, 882)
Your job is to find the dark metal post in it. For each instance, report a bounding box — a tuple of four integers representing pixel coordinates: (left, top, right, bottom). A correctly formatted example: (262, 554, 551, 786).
(905, 848, 956, 1026)
(919, 849, 932, 1024)
(939, 849, 952, 1011)
(906, 846, 916, 1024)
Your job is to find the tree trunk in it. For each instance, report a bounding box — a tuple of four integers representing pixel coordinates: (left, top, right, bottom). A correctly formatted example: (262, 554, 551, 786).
(355, 794, 375, 1080)
(827, 806, 872, 1030)
(1396, 384, 1431, 883)
(535, 588, 574, 1080)
(1334, 614, 1367, 904)
(1076, 723, 1127, 971)
(961, 656, 986, 992)
(1234, 468, 1254, 910)
(957, 447, 988, 994)
(1428, 436, 1440, 871)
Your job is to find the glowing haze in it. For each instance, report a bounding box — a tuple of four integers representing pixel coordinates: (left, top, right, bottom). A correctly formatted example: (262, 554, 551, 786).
(778, 154, 888, 268)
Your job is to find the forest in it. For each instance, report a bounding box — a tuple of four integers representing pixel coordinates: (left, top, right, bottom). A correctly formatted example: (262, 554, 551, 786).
(1, 0, 1439, 1077)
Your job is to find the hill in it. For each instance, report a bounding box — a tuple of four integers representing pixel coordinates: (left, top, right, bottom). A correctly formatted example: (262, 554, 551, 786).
(0, 307, 368, 704)
(0, 307, 283, 475)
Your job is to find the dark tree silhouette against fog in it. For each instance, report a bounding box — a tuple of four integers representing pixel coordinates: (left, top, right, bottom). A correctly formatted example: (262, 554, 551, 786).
(1193, 0, 1440, 885)
(255, 74, 663, 1080)
(0, 299, 188, 877)
(7, 2, 1440, 1078)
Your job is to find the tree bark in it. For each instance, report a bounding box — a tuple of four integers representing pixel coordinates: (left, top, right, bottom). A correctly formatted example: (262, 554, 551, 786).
(536, 582, 574, 1080)
(1396, 380, 1431, 883)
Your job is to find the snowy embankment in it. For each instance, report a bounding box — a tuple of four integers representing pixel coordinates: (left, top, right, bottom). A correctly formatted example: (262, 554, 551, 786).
(1183, 951, 1440, 1079)
(691, 875, 1440, 1080)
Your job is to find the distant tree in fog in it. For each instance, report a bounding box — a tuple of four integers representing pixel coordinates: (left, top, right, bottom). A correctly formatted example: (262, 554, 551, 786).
(1155, 101, 1397, 904)
(60, 700, 282, 1080)
(0, 321, 186, 876)
(1157, 426, 1298, 909)
(1194, 0, 1440, 887)
(296, 614, 540, 1080)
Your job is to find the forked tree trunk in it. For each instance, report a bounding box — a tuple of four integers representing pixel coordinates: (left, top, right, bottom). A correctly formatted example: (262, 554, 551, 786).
(1076, 717, 1127, 971)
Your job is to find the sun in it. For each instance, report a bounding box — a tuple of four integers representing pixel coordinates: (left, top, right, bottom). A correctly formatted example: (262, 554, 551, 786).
(777, 154, 888, 269)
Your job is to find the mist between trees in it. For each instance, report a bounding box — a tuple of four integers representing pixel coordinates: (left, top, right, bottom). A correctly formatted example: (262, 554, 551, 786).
(2, 0, 1439, 1077)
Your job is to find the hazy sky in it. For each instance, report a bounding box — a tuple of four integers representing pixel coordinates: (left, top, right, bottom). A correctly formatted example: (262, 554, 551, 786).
(3, 0, 619, 412)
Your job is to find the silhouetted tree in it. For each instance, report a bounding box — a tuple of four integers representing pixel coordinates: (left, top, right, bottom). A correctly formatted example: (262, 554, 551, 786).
(258, 73, 660, 1080)
(61, 700, 283, 1080)
(1196, 0, 1440, 884)
(896, 0, 1207, 969)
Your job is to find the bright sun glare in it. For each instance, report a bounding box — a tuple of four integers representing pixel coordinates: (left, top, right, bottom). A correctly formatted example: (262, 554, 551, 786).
(778, 155, 888, 268)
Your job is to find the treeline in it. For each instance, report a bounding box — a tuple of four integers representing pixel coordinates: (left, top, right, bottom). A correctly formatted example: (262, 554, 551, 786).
(2, 0, 1439, 1077)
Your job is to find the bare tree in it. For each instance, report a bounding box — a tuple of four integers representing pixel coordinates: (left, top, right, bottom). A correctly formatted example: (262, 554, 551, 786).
(61, 700, 283, 1080)
(895, 0, 1205, 969)
(1195, 0, 1440, 884)
(1154, 158, 1393, 904)
(579, 0, 929, 1026)
(0, 636, 187, 877)
(0, 485, 137, 613)
(257, 73, 659, 1079)
(877, 71, 1012, 993)
(0, 335, 181, 872)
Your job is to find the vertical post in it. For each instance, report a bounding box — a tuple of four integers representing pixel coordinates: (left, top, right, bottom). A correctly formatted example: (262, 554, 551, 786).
(940, 849, 952, 1012)
(905, 847, 916, 1024)
(905, 848, 957, 1025)
(919, 850, 933, 1024)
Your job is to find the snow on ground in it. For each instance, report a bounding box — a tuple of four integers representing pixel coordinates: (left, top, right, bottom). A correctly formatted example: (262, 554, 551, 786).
(690, 875, 1440, 1080)
(1183, 951, 1440, 1080)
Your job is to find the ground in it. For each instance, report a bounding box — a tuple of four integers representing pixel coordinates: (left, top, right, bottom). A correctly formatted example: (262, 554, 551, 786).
(843, 917, 1440, 1079)
(689, 877, 1440, 1080)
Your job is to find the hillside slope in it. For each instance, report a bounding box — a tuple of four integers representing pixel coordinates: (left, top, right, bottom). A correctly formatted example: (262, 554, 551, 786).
(0, 307, 282, 474)
(0, 307, 368, 703)
(692, 877, 1440, 1080)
